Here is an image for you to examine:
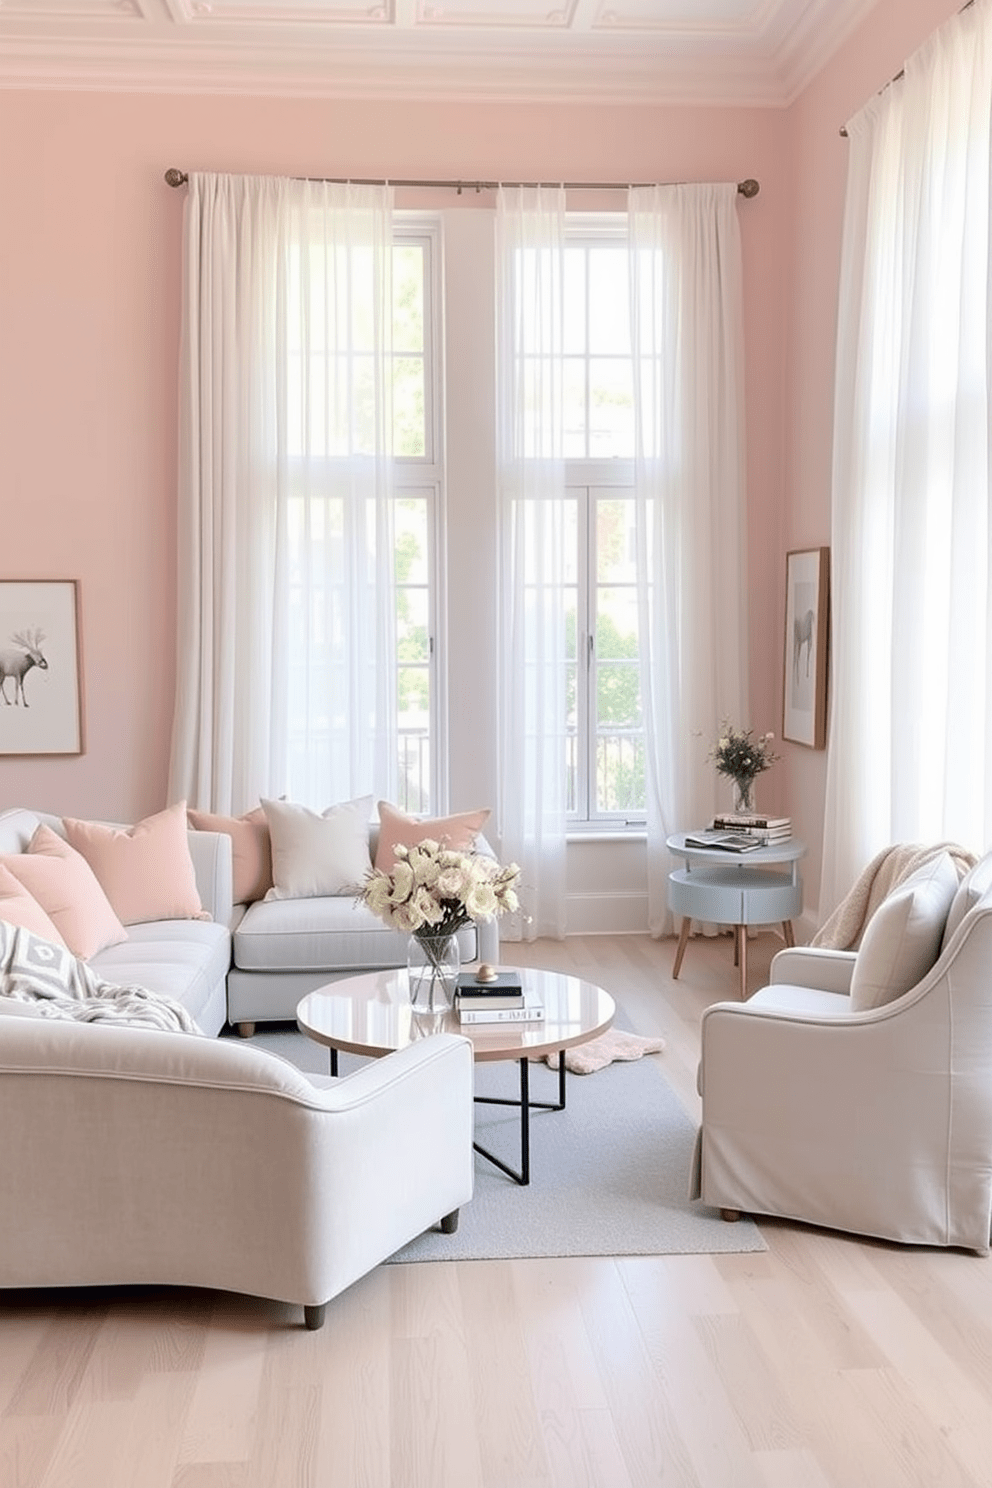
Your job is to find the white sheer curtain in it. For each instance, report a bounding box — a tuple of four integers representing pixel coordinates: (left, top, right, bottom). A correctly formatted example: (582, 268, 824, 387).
(168, 172, 397, 814)
(821, 0, 992, 912)
(496, 186, 568, 940)
(629, 184, 749, 934)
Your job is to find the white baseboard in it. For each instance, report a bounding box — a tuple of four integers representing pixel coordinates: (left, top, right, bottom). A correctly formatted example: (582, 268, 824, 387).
(565, 892, 649, 937)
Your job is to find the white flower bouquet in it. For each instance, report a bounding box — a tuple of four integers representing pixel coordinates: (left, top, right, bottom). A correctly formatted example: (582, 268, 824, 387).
(360, 840, 521, 940)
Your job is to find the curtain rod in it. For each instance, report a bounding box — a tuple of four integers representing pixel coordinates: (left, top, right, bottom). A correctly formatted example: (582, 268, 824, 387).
(839, 0, 974, 137)
(164, 168, 759, 198)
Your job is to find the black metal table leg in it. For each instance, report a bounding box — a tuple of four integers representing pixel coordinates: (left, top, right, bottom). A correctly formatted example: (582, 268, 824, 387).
(472, 1055, 568, 1186)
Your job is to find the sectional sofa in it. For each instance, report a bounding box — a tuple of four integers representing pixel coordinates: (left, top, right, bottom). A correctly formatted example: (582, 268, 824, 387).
(0, 804, 476, 1326)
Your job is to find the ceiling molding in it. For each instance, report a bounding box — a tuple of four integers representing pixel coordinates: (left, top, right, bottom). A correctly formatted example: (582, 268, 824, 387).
(0, 0, 885, 105)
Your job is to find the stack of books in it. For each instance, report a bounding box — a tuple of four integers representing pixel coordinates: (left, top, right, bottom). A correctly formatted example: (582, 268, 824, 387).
(709, 812, 793, 844)
(454, 970, 545, 1025)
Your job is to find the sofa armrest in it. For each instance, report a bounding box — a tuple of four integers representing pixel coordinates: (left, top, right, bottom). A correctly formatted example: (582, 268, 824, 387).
(187, 829, 234, 926)
(769, 946, 857, 994)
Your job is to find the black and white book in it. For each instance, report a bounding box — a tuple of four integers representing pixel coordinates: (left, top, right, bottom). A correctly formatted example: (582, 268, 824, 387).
(457, 1002, 545, 1025)
(456, 993, 525, 1010)
(455, 971, 523, 996)
(711, 813, 791, 831)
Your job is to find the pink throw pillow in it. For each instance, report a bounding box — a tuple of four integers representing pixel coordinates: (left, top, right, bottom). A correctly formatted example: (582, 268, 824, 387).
(374, 800, 491, 872)
(187, 805, 272, 904)
(62, 802, 209, 926)
(0, 827, 127, 958)
(0, 862, 68, 948)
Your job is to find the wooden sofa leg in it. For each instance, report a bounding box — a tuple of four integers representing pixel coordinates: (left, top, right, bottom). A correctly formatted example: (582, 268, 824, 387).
(304, 1303, 326, 1330)
(440, 1209, 460, 1234)
(234, 1022, 256, 1039)
(720, 1208, 741, 1223)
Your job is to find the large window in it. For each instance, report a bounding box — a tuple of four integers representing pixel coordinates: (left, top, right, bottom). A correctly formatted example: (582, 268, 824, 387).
(283, 222, 441, 812)
(563, 228, 644, 825)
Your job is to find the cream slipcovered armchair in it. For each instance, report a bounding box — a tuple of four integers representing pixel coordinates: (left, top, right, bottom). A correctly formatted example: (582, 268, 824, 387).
(0, 1018, 474, 1327)
(693, 850, 992, 1252)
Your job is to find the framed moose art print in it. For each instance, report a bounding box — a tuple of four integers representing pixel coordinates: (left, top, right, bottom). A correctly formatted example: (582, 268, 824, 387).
(0, 580, 82, 756)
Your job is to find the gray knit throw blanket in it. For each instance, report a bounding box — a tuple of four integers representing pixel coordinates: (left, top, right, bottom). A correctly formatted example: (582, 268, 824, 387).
(0, 920, 202, 1034)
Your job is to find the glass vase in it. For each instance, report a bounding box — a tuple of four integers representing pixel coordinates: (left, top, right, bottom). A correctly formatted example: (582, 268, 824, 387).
(732, 777, 756, 815)
(406, 932, 460, 1022)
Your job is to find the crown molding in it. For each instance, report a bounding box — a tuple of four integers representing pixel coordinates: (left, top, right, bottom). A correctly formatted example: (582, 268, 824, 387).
(0, 0, 884, 105)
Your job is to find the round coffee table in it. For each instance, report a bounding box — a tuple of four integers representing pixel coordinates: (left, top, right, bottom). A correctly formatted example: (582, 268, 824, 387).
(297, 967, 615, 1186)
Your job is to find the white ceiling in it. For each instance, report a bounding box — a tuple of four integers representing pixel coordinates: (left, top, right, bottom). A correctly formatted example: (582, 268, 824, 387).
(0, 0, 883, 103)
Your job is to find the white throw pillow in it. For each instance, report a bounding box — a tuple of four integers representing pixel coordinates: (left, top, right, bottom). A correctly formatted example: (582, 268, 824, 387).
(849, 852, 959, 1012)
(262, 796, 373, 900)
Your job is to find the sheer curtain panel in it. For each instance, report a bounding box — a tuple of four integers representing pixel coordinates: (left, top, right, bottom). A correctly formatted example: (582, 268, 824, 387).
(821, 1, 992, 913)
(629, 184, 749, 934)
(496, 187, 569, 940)
(169, 173, 397, 815)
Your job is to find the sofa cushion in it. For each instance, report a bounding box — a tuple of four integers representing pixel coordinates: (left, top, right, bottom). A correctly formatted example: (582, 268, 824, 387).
(63, 802, 209, 926)
(262, 796, 373, 900)
(0, 862, 68, 948)
(233, 895, 477, 973)
(850, 852, 959, 1011)
(0, 826, 128, 959)
(188, 805, 272, 904)
(91, 920, 232, 1031)
(373, 801, 491, 872)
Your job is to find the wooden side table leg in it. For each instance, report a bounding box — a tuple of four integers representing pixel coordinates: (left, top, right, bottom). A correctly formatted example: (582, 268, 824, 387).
(672, 916, 692, 979)
(738, 925, 747, 999)
(782, 920, 795, 947)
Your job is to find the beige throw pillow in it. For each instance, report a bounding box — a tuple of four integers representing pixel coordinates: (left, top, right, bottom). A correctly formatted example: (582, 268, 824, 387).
(262, 796, 373, 899)
(849, 852, 959, 1012)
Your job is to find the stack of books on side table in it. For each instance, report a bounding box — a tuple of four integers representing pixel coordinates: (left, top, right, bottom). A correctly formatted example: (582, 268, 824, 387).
(709, 813, 793, 844)
(454, 969, 545, 1025)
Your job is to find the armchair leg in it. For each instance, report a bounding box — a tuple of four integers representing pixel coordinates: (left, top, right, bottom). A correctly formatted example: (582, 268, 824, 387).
(440, 1209, 460, 1234)
(720, 1208, 741, 1223)
(304, 1303, 326, 1330)
(234, 1022, 256, 1039)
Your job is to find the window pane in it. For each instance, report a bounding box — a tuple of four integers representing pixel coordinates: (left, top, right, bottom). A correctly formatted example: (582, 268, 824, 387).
(563, 358, 586, 458)
(596, 735, 646, 813)
(394, 356, 425, 456)
(588, 248, 630, 355)
(596, 498, 637, 584)
(589, 358, 634, 458)
(393, 245, 424, 354)
(596, 587, 639, 662)
(596, 662, 642, 729)
(395, 498, 429, 585)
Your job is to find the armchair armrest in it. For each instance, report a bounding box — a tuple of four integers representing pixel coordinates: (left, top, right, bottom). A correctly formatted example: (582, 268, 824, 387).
(770, 946, 857, 994)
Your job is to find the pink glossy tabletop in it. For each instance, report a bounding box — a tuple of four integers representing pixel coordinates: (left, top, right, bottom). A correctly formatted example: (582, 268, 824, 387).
(296, 966, 615, 1064)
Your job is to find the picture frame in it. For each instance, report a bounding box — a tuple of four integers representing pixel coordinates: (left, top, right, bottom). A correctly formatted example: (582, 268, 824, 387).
(0, 581, 83, 756)
(783, 547, 829, 749)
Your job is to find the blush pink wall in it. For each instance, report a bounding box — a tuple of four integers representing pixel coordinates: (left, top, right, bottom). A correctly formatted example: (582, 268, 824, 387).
(782, 0, 963, 915)
(0, 87, 788, 826)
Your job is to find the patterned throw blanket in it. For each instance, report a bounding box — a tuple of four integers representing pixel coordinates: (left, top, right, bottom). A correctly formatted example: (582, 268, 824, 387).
(0, 920, 203, 1034)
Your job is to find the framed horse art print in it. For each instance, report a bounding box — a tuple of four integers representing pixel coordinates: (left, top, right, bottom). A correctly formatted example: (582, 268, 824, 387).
(783, 547, 829, 749)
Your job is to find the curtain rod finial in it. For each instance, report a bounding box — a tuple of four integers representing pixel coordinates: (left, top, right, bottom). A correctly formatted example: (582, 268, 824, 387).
(738, 178, 760, 199)
(165, 168, 188, 189)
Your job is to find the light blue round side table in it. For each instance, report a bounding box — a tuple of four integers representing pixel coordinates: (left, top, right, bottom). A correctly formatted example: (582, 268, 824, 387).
(666, 832, 806, 999)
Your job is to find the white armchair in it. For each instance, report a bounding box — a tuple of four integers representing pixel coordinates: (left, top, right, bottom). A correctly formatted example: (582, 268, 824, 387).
(693, 851, 992, 1253)
(0, 1021, 474, 1327)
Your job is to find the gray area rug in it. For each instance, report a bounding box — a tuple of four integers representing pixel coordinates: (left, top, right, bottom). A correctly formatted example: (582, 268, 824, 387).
(244, 1021, 766, 1262)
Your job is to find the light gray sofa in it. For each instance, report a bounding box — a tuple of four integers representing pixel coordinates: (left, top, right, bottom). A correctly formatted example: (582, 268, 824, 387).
(224, 824, 500, 1035)
(0, 807, 476, 1326)
(0, 808, 233, 1035)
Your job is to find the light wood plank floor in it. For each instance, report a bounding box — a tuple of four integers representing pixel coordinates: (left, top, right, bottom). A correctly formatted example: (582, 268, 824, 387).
(3, 931, 992, 1487)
